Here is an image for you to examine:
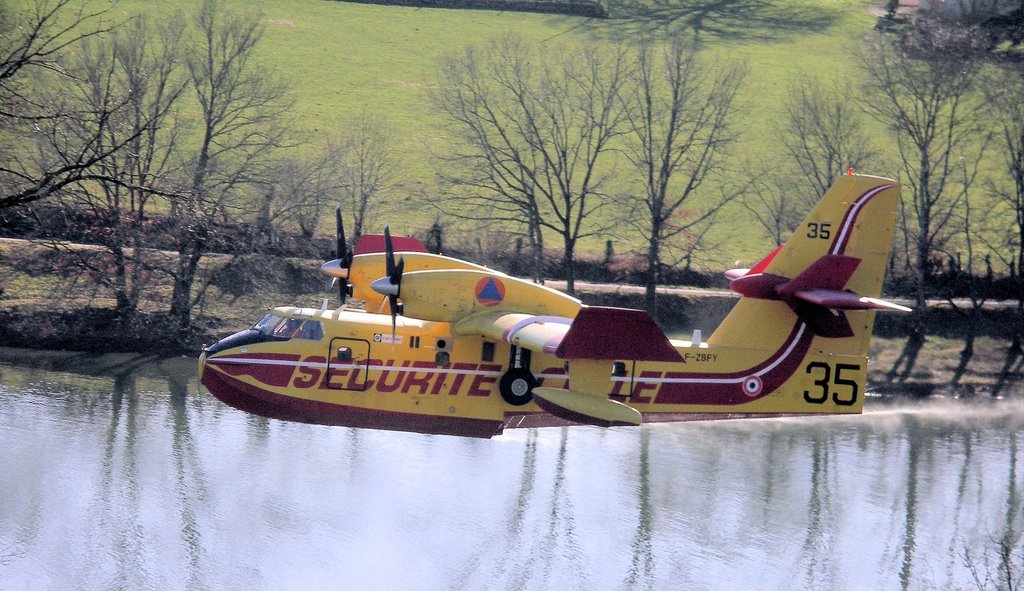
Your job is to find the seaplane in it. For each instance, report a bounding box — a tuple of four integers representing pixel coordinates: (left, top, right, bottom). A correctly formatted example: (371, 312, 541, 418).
(199, 173, 910, 438)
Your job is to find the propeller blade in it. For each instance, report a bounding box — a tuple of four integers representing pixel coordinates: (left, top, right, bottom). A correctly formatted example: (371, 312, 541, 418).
(336, 204, 350, 301)
(384, 225, 395, 278)
(389, 255, 405, 339)
(392, 256, 404, 284)
(378, 226, 404, 341)
(339, 204, 352, 262)
(388, 294, 398, 340)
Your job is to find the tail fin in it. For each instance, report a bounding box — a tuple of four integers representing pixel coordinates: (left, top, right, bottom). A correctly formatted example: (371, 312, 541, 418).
(708, 174, 901, 358)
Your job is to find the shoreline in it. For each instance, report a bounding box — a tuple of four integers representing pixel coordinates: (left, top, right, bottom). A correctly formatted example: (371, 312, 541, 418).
(2, 287, 1020, 398)
(0, 343, 1014, 402)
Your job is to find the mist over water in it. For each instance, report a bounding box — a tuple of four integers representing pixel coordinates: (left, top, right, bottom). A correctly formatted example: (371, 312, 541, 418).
(0, 350, 1021, 591)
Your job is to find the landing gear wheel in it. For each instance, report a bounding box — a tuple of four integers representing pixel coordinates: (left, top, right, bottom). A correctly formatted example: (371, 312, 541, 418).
(499, 368, 536, 406)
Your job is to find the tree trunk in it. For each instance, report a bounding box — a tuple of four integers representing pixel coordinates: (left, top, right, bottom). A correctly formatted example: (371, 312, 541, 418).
(528, 206, 544, 284)
(112, 246, 132, 321)
(169, 237, 204, 334)
(644, 232, 660, 319)
(1013, 274, 1024, 354)
(952, 317, 975, 388)
(562, 235, 576, 295)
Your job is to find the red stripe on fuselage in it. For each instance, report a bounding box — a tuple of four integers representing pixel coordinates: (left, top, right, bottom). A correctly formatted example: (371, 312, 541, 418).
(643, 323, 814, 405)
(208, 353, 301, 388)
(202, 366, 504, 438)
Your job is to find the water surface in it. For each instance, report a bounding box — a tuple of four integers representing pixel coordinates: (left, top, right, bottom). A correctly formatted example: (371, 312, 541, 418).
(0, 349, 1021, 590)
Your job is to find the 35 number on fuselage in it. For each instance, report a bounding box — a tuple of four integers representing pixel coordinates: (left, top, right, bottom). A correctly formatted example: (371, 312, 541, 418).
(806, 222, 832, 240)
(803, 361, 859, 406)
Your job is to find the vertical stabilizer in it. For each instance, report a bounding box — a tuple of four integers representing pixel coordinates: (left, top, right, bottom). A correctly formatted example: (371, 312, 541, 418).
(708, 175, 900, 358)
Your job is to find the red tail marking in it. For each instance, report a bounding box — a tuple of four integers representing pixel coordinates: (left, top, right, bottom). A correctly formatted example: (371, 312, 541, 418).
(749, 244, 784, 275)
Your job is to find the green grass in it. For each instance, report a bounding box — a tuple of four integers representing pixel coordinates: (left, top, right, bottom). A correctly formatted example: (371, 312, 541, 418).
(95, 0, 888, 265)
(41, 0, 1013, 274)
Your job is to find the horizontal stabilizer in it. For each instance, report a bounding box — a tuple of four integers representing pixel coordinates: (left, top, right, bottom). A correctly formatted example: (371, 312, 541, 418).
(533, 387, 642, 427)
(724, 268, 749, 281)
(554, 307, 682, 362)
(776, 255, 860, 297)
(795, 289, 911, 312)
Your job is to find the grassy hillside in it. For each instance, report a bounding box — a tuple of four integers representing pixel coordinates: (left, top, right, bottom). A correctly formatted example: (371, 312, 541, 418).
(97, 0, 884, 265)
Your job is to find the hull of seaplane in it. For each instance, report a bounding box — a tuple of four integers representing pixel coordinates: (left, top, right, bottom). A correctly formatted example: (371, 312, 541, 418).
(198, 307, 576, 438)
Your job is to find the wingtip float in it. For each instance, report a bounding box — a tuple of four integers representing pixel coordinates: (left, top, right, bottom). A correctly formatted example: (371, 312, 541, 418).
(199, 174, 909, 438)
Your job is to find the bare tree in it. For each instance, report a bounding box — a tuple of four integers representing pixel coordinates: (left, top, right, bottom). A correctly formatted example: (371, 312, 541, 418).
(336, 112, 397, 242)
(940, 147, 991, 389)
(434, 37, 628, 293)
(42, 16, 186, 320)
(743, 77, 878, 258)
(858, 36, 984, 382)
(781, 76, 880, 206)
(620, 35, 745, 314)
(984, 70, 1024, 356)
(253, 144, 347, 254)
(433, 38, 546, 281)
(741, 165, 804, 247)
(166, 0, 291, 334)
(0, 0, 124, 208)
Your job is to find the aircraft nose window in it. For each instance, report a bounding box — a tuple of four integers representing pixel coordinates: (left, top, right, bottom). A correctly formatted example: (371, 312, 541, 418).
(253, 313, 284, 335)
(251, 315, 322, 340)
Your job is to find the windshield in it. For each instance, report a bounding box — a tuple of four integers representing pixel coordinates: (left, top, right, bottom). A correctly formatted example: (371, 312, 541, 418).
(251, 313, 323, 341)
(252, 314, 284, 335)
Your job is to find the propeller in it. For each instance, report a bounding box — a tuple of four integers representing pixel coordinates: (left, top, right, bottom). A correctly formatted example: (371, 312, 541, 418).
(320, 204, 353, 307)
(370, 225, 405, 338)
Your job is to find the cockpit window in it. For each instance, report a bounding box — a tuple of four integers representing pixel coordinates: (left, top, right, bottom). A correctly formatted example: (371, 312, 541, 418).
(272, 318, 303, 339)
(251, 313, 323, 341)
(296, 320, 323, 340)
(253, 314, 284, 335)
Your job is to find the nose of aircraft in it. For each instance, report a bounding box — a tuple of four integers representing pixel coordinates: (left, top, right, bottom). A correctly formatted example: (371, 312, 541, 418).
(198, 351, 207, 379)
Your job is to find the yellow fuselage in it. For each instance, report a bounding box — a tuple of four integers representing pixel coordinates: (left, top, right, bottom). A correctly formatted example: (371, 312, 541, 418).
(199, 303, 865, 438)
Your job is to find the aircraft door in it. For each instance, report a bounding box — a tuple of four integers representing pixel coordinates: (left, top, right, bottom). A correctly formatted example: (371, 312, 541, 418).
(326, 337, 371, 391)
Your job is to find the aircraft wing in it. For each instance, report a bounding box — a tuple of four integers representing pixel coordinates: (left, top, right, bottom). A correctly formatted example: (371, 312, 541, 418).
(454, 312, 573, 355)
(454, 307, 685, 428)
(453, 306, 682, 362)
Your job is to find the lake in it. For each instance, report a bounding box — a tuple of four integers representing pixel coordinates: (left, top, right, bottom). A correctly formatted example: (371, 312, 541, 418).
(0, 348, 1021, 590)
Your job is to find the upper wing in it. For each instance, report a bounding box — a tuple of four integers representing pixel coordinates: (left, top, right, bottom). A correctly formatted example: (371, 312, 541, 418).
(454, 312, 573, 355)
(455, 306, 683, 361)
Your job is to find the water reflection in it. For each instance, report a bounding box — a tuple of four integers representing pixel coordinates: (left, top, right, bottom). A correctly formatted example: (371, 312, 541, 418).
(0, 348, 1022, 590)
